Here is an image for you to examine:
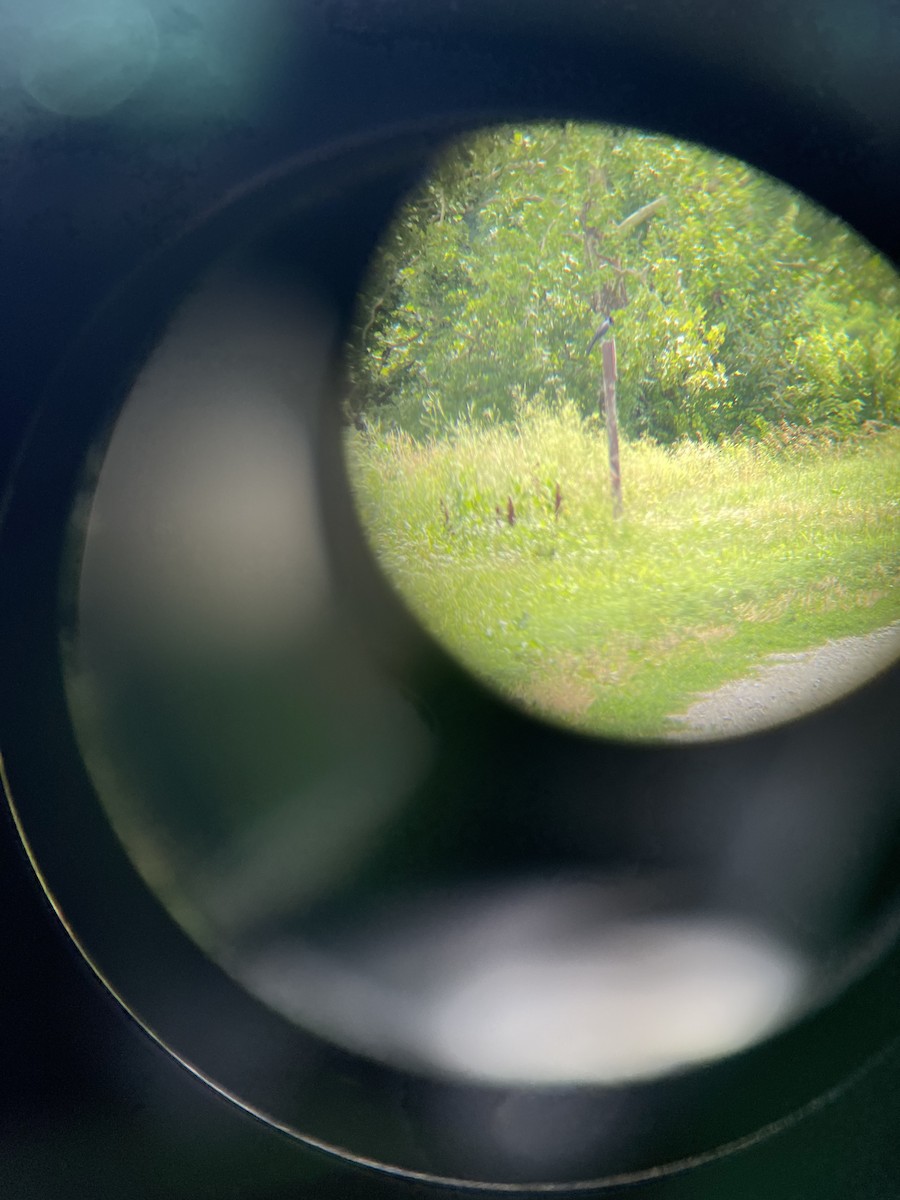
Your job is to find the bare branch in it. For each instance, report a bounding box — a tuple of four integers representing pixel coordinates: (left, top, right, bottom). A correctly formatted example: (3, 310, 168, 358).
(615, 195, 667, 234)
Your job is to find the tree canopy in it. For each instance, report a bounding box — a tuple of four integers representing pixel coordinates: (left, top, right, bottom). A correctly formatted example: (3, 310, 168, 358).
(346, 122, 900, 443)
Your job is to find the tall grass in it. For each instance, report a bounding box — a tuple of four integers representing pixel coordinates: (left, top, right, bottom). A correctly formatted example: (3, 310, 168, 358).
(347, 405, 900, 739)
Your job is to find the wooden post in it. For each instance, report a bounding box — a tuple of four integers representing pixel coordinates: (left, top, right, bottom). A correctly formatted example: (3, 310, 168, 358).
(601, 337, 623, 518)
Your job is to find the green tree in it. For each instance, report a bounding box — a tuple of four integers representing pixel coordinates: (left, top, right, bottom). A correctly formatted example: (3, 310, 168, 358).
(347, 122, 900, 443)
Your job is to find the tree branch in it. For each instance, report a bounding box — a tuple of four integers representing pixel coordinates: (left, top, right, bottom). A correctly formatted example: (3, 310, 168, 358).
(615, 195, 667, 234)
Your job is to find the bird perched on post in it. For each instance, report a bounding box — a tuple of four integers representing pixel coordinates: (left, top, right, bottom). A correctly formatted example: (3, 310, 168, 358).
(586, 315, 614, 355)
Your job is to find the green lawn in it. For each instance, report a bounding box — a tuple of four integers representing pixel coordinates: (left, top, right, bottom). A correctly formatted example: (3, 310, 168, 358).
(346, 407, 900, 739)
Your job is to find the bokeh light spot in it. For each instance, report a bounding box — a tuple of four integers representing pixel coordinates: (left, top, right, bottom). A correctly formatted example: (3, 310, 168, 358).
(21, 2, 159, 118)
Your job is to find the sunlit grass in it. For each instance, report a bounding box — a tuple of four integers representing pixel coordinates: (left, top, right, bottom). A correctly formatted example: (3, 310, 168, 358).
(347, 408, 900, 739)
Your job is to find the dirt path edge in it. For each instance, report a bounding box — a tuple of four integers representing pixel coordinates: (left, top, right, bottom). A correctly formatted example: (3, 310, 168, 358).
(666, 622, 900, 741)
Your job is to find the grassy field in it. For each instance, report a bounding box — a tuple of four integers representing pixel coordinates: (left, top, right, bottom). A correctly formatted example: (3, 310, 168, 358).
(346, 405, 900, 739)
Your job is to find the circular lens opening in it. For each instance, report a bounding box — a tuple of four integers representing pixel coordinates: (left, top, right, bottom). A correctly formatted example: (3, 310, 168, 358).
(343, 121, 900, 743)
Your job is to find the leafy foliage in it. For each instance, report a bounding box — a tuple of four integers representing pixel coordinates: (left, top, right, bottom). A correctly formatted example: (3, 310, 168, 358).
(347, 123, 900, 443)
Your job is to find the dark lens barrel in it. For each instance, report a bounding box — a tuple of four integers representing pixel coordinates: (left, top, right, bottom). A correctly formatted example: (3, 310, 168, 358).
(2, 2, 900, 1197)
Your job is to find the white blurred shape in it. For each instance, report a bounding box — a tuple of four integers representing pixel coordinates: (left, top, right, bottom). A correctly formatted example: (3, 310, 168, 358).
(21, 2, 159, 118)
(242, 880, 808, 1086)
(427, 915, 803, 1084)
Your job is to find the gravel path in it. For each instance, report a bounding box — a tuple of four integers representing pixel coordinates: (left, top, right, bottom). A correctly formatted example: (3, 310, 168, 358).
(667, 621, 900, 741)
